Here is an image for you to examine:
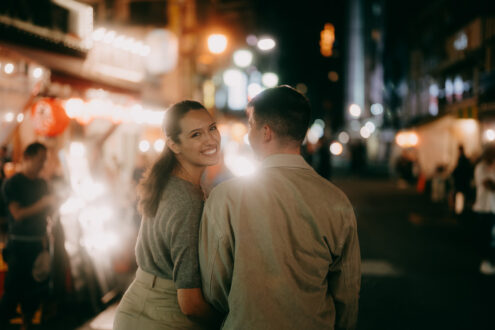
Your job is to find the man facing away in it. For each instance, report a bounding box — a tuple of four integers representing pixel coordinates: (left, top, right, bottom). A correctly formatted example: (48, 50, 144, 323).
(199, 86, 361, 329)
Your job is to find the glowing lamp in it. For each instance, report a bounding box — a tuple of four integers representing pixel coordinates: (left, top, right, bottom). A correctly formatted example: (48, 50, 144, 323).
(31, 98, 70, 137)
(208, 34, 228, 54)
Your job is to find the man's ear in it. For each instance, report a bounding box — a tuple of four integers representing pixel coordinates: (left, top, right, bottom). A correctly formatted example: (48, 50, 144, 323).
(262, 124, 272, 143)
(167, 138, 180, 154)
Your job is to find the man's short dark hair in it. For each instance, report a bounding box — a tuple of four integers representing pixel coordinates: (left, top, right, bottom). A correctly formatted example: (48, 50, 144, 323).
(23, 142, 47, 159)
(248, 85, 311, 144)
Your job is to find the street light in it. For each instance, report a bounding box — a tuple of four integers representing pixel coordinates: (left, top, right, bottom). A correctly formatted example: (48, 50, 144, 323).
(370, 103, 384, 115)
(233, 49, 253, 68)
(338, 131, 350, 144)
(208, 34, 228, 54)
(349, 104, 362, 118)
(4, 63, 14, 74)
(223, 69, 244, 86)
(262, 72, 279, 88)
(364, 121, 376, 133)
(330, 142, 343, 156)
(257, 37, 276, 51)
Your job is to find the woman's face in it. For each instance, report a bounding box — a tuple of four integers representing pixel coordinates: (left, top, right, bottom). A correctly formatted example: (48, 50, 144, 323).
(171, 109, 221, 168)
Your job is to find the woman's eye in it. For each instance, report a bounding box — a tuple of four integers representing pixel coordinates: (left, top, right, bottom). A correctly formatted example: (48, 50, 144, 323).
(210, 125, 217, 131)
(191, 132, 200, 138)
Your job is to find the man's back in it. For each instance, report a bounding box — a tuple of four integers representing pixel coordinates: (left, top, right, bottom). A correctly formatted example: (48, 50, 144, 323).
(200, 154, 361, 330)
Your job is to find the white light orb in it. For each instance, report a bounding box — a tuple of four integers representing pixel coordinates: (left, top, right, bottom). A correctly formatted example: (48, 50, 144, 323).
(65, 98, 84, 118)
(338, 131, 350, 144)
(139, 140, 150, 152)
(360, 126, 371, 139)
(4, 112, 14, 122)
(257, 37, 276, 51)
(349, 104, 362, 118)
(223, 69, 243, 87)
(485, 129, 495, 142)
(364, 121, 376, 133)
(32, 67, 43, 79)
(330, 142, 343, 156)
(4, 63, 14, 74)
(370, 103, 384, 115)
(154, 139, 165, 152)
(208, 34, 228, 54)
(408, 133, 419, 146)
(262, 72, 279, 88)
(233, 49, 253, 68)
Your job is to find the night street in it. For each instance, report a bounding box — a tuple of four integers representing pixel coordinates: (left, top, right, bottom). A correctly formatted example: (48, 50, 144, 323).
(65, 175, 495, 330)
(1, 0, 495, 329)
(335, 176, 495, 330)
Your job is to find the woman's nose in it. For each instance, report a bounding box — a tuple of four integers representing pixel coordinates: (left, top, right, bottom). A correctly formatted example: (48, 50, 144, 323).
(207, 130, 219, 143)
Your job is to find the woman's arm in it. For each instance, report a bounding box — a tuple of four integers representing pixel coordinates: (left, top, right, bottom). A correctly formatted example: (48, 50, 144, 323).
(177, 288, 222, 326)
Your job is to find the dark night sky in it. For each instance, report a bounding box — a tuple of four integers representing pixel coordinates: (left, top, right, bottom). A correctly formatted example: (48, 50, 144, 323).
(250, 0, 347, 130)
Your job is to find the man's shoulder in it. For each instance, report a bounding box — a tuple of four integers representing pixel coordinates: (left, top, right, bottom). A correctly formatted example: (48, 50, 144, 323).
(317, 177, 354, 208)
(209, 176, 247, 198)
(3, 173, 25, 189)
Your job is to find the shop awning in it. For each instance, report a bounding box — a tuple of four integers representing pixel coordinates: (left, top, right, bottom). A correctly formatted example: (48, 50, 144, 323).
(1, 42, 142, 94)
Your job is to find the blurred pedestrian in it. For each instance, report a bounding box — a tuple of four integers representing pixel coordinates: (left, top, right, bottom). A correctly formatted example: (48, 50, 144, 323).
(113, 101, 222, 330)
(452, 145, 473, 214)
(199, 86, 361, 329)
(0, 142, 57, 329)
(473, 145, 495, 275)
(0, 167, 7, 242)
(0, 146, 11, 180)
(431, 164, 449, 203)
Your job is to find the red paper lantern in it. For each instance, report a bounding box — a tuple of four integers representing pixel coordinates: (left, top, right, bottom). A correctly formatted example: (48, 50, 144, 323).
(31, 98, 70, 137)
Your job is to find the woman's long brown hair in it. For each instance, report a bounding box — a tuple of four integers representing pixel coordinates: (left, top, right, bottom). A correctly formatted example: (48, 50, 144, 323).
(137, 100, 207, 218)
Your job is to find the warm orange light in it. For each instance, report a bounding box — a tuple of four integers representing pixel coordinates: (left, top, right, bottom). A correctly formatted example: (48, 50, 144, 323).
(320, 23, 335, 57)
(395, 131, 419, 148)
(207, 34, 228, 54)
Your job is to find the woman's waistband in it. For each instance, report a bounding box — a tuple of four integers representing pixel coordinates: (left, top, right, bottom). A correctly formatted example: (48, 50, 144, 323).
(135, 267, 175, 290)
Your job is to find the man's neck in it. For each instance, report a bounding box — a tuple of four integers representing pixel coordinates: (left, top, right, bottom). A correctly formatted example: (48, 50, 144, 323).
(259, 146, 301, 160)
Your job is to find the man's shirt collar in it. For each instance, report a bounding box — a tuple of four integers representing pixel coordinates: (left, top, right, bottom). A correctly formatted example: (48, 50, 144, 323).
(261, 153, 312, 170)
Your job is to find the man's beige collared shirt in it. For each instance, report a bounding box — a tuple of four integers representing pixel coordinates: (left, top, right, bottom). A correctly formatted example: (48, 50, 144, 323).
(199, 154, 361, 330)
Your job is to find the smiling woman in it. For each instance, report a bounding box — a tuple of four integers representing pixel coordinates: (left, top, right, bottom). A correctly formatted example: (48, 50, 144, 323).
(113, 100, 222, 329)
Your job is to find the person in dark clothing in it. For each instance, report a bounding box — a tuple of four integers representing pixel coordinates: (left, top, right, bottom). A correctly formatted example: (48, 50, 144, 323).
(0, 142, 57, 329)
(0, 171, 7, 241)
(0, 146, 10, 179)
(452, 145, 473, 212)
